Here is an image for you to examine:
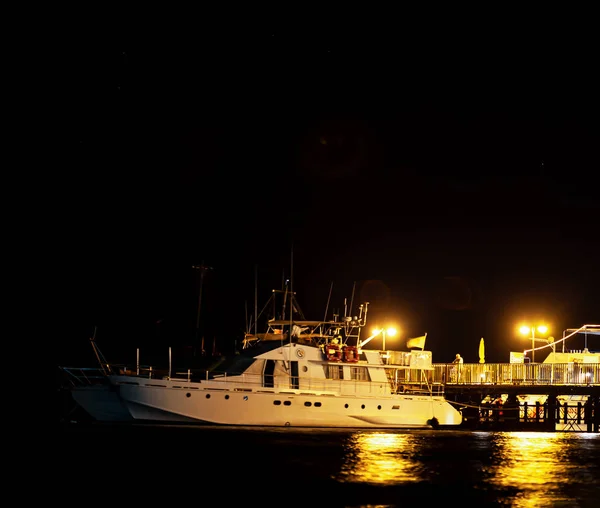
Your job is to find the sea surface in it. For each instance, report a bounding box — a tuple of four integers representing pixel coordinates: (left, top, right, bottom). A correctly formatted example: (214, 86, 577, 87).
(58, 423, 599, 507)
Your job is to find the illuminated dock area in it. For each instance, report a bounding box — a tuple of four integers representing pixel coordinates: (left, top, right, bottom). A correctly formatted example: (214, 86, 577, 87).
(426, 324, 600, 432)
(431, 362, 599, 432)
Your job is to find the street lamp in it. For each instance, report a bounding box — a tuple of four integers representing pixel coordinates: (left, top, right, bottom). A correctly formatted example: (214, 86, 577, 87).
(519, 324, 549, 363)
(372, 327, 397, 351)
(546, 336, 556, 356)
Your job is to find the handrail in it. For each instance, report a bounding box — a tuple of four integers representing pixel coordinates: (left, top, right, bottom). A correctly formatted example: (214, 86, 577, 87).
(433, 362, 600, 386)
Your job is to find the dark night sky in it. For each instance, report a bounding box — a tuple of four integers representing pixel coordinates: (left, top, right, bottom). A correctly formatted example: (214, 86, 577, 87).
(64, 27, 598, 367)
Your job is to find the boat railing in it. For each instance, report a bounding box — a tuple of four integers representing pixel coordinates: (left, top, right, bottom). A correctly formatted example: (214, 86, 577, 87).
(111, 361, 599, 389)
(59, 366, 111, 387)
(112, 365, 441, 396)
(433, 362, 600, 386)
(201, 369, 442, 396)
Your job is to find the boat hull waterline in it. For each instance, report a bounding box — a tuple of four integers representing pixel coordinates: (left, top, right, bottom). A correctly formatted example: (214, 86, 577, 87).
(71, 385, 133, 422)
(111, 379, 461, 428)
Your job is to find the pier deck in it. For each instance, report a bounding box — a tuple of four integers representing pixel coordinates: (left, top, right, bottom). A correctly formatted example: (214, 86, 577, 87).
(430, 362, 599, 432)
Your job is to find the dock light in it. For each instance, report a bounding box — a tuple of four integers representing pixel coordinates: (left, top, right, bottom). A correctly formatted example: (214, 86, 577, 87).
(372, 327, 397, 351)
(519, 324, 550, 363)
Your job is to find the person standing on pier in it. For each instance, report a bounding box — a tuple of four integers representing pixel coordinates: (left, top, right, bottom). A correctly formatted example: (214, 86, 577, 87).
(453, 353, 464, 381)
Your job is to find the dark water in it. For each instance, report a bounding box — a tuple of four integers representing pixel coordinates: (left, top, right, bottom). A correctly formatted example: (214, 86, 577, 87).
(59, 423, 599, 507)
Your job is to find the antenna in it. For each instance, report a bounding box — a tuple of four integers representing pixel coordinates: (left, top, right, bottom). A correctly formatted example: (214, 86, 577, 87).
(323, 281, 333, 322)
(192, 262, 213, 352)
(348, 281, 356, 319)
(289, 245, 294, 345)
(254, 264, 258, 336)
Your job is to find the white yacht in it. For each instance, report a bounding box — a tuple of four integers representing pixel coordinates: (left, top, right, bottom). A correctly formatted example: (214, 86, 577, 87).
(108, 290, 463, 428)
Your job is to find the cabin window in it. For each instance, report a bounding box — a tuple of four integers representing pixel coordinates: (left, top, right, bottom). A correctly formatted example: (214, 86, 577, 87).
(350, 366, 370, 381)
(304, 401, 312, 407)
(326, 365, 344, 379)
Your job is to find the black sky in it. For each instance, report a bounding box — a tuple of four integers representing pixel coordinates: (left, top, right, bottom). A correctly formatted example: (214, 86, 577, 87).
(65, 27, 598, 366)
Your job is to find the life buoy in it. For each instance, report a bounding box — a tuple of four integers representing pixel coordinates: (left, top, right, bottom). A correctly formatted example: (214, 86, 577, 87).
(342, 345, 359, 363)
(326, 343, 342, 362)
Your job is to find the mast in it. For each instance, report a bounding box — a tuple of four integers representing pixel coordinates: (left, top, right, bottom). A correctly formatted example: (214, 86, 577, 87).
(289, 245, 293, 346)
(254, 265, 258, 336)
(348, 281, 356, 322)
(192, 263, 212, 354)
(323, 281, 333, 322)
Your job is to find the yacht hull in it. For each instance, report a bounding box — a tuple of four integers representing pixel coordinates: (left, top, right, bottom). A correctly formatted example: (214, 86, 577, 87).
(71, 385, 133, 422)
(110, 376, 462, 428)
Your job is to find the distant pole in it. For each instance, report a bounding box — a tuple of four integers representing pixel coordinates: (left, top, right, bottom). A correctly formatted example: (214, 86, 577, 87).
(192, 263, 212, 354)
(290, 246, 294, 346)
(254, 265, 258, 336)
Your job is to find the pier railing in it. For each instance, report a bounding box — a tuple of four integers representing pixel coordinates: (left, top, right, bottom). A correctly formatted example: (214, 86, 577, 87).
(433, 362, 599, 386)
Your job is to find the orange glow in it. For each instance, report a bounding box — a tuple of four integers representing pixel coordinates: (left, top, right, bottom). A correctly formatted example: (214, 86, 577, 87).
(335, 433, 423, 484)
(519, 324, 549, 336)
(519, 325, 532, 336)
(371, 327, 398, 336)
(488, 432, 573, 504)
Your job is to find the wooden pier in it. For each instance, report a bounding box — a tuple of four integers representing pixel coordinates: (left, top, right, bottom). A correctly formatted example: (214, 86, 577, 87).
(431, 362, 600, 432)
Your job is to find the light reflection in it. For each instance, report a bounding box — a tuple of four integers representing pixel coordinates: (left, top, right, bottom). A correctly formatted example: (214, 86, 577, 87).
(487, 432, 577, 507)
(335, 432, 425, 484)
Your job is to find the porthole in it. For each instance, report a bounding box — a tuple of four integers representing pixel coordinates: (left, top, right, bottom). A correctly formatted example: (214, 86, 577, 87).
(186, 393, 191, 398)
(302, 366, 308, 372)
(225, 394, 229, 400)
(314, 402, 322, 407)
(304, 401, 312, 407)
(344, 403, 349, 408)
(377, 405, 382, 410)
(206, 394, 211, 399)
(274, 400, 282, 405)
(284, 401, 291, 406)
(361, 404, 365, 409)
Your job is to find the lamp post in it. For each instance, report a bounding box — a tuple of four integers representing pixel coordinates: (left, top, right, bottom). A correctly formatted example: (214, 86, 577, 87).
(546, 337, 556, 355)
(519, 324, 548, 363)
(372, 327, 397, 351)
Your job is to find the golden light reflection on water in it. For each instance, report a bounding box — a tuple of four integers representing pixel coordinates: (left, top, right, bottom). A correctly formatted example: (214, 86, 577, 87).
(486, 432, 580, 508)
(335, 432, 424, 485)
